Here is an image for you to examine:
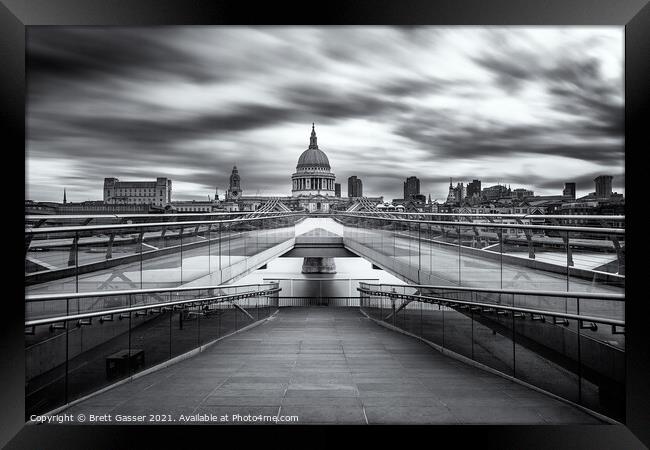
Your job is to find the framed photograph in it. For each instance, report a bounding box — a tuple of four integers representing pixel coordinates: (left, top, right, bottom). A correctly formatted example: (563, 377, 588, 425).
(3, 0, 648, 448)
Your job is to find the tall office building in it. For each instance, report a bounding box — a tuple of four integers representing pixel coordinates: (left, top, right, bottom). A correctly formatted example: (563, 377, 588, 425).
(403, 176, 420, 200)
(334, 183, 341, 197)
(594, 176, 613, 198)
(348, 176, 363, 197)
(563, 182, 576, 200)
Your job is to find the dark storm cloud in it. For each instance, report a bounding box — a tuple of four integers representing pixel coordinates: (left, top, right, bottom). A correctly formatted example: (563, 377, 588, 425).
(548, 83, 623, 134)
(27, 28, 221, 87)
(473, 51, 610, 94)
(396, 117, 623, 165)
(380, 76, 455, 98)
(472, 54, 535, 94)
(26, 27, 624, 202)
(473, 35, 604, 88)
(42, 104, 295, 146)
(284, 84, 412, 121)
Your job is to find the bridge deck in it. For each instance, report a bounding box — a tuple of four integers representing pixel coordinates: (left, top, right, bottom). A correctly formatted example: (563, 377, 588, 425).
(63, 307, 602, 424)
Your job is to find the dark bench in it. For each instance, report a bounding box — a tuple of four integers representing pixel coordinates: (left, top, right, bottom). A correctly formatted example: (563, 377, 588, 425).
(106, 348, 145, 380)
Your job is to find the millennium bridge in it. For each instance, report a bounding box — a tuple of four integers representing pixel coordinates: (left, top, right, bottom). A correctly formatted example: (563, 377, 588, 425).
(24, 210, 625, 424)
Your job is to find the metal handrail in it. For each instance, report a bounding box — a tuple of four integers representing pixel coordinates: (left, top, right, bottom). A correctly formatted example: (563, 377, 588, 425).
(358, 283, 625, 301)
(25, 282, 280, 302)
(25, 212, 305, 234)
(336, 213, 625, 234)
(357, 288, 625, 327)
(25, 211, 297, 221)
(25, 287, 281, 327)
(344, 211, 625, 221)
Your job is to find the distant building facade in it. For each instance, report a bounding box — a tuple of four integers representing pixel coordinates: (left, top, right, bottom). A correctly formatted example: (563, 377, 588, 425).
(171, 200, 223, 213)
(335, 183, 341, 197)
(594, 175, 613, 199)
(104, 177, 171, 206)
(58, 201, 160, 214)
(25, 200, 59, 215)
(482, 184, 511, 202)
(347, 176, 363, 198)
(445, 179, 466, 204)
(560, 198, 624, 221)
(563, 182, 576, 200)
(512, 188, 534, 200)
(404, 176, 420, 200)
(467, 179, 481, 198)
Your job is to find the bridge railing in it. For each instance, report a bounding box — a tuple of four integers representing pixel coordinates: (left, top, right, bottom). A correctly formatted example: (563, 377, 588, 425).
(24, 282, 280, 420)
(25, 211, 298, 229)
(25, 212, 305, 293)
(337, 211, 625, 227)
(278, 297, 360, 307)
(358, 282, 625, 422)
(334, 212, 625, 291)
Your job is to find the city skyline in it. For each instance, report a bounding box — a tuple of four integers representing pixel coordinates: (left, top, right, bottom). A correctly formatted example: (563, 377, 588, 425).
(26, 27, 624, 202)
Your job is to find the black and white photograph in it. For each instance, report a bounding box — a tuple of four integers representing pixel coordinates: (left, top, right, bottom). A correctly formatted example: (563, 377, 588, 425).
(20, 23, 630, 431)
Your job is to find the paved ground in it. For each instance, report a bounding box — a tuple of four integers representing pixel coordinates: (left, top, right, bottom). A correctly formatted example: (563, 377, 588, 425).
(63, 307, 603, 425)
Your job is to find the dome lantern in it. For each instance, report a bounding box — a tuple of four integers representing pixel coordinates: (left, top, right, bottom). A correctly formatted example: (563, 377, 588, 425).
(296, 124, 330, 170)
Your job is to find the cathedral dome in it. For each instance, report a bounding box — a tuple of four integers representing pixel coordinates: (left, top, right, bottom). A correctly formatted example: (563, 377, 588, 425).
(296, 124, 330, 170)
(297, 148, 330, 169)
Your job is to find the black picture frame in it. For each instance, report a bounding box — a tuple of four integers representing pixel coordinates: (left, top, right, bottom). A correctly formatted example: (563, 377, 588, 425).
(2, 0, 648, 448)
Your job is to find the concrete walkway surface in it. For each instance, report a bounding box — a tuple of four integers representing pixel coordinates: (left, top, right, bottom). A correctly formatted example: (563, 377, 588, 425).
(63, 307, 603, 425)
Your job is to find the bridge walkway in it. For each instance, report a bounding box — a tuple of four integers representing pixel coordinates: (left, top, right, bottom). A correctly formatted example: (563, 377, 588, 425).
(62, 307, 602, 424)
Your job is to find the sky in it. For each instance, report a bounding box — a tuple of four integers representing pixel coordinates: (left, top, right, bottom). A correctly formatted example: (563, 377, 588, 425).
(26, 26, 624, 203)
